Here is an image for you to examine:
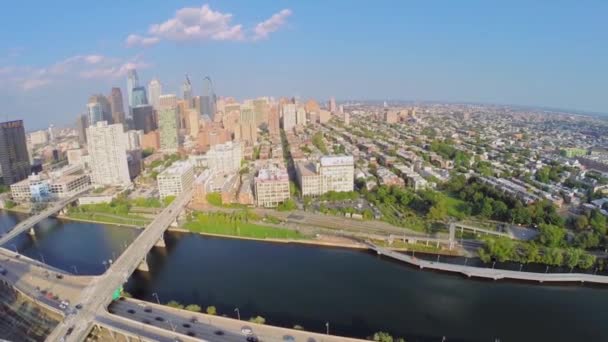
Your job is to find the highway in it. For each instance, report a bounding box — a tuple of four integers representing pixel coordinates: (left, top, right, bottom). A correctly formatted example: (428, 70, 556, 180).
(0, 186, 91, 247)
(46, 187, 194, 342)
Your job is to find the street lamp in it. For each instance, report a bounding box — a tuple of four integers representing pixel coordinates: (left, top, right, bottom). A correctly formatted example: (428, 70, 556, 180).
(102, 261, 108, 272)
(11, 244, 17, 253)
(234, 308, 240, 320)
(71, 265, 78, 275)
(325, 322, 330, 335)
(152, 292, 161, 305)
(39, 253, 46, 264)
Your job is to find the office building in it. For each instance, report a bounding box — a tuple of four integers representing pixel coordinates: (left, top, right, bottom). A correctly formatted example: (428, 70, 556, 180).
(159, 94, 178, 109)
(268, 105, 280, 136)
(76, 114, 88, 144)
(127, 69, 139, 112)
(132, 105, 156, 133)
(187, 109, 200, 138)
(148, 78, 162, 110)
(86, 121, 131, 186)
(254, 165, 290, 207)
(29, 130, 49, 146)
(295, 155, 354, 196)
(0, 120, 31, 185)
(157, 160, 194, 200)
(319, 110, 331, 124)
(158, 107, 179, 151)
(109, 87, 126, 126)
(87, 102, 104, 126)
(205, 141, 242, 174)
(328, 97, 337, 113)
(131, 86, 148, 107)
(282, 103, 297, 131)
(202, 76, 216, 120)
(296, 107, 306, 126)
(182, 75, 192, 107)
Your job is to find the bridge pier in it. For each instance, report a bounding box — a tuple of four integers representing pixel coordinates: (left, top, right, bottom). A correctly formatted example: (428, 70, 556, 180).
(154, 234, 166, 248)
(28, 227, 35, 236)
(137, 257, 150, 272)
(170, 218, 179, 227)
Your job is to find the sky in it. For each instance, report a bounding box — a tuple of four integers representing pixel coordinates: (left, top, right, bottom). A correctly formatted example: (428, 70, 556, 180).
(0, 0, 607, 130)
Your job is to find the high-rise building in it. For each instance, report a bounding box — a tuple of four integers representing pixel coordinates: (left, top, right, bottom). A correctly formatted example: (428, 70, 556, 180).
(328, 97, 337, 113)
(182, 75, 192, 107)
(157, 161, 195, 200)
(0, 120, 30, 185)
(295, 155, 354, 196)
(158, 107, 179, 151)
(148, 78, 162, 110)
(187, 109, 200, 138)
(131, 86, 148, 107)
(132, 105, 156, 133)
(205, 141, 242, 174)
(87, 102, 104, 126)
(29, 130, 49, 146)
(281, 103, 297, 131)
(88, 94, 112, 124)
(319, 109, 331, 124)
(76, 114, 89, 144)
(202, 76, 216, 121)
(127, 69, 139, 113)
(268, 105, 280, 136)
(305, 99, 320, 113)
(296, 107, 306, 126)
(109, 87, 126, 126)
(253, 98, 269, 127)
(159, 94, 178, 109)
(86, 121, 131, 187)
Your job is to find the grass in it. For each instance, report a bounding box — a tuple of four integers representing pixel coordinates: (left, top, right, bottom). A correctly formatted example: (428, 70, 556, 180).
(445, 195, 469, 219)
(66, 212, 150, 226)
(185, 213, 304, 240)
(205, 193, 249, 209)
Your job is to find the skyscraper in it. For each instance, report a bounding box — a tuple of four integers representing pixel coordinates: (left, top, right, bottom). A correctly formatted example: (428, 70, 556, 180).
(87, 102, 104, 126)
(88, 94, 112, 124)
(109, 87, 126, 126)
(268, 105, 280, 136)
(76, 114, 89, 144)
(0, 120, 30, 185)
(282, 103, 297, 131)
(158, 107, 179, 151)
(127, 69, 139, 113)
(148, 78, 162, 110)
(132, 105, 156, 133)
(131, 86, 148, 107)
(182, 75, 192, 107)
(86, 121, 131, 186)
(202, 76, 216, 121)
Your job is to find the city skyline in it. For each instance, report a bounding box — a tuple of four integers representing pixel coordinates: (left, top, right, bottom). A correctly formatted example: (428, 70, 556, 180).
(0, 1, 607, 130)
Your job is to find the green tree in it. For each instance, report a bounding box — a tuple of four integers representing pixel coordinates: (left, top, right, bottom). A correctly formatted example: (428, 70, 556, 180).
(185, 304, 202, 312)
(277, 198, 297, 211)
(542, 247, 563, 266)
(249, 316, 266, 324)
(537, 224, 566, 248)
(163, 195, 176, 206)
(371, 332, 394, 342)
(521, 243, 540, 263)
(578, 253, 596, 270)
(574, 215, 589, 230)
(206, 306, 217, 315)
(167, 301, 184, 309)
(564, 248, 584, 271)
(4, 200, 16, 209)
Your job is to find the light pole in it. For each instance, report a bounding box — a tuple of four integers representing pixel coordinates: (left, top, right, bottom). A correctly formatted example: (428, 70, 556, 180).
(71, 265, 78, 275)
(102, 261, 108, 272)
(325, 322, 329, 335)
(39, 253, 46, 265)
(519, 263, 523, 272)
(234, 308, 240, 320)
(152, 292, 161, 305)
(11, 244, 17, 253)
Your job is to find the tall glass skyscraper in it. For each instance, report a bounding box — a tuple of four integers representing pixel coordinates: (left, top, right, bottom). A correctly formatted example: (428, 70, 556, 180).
(87, 102, 104, 125)
(0, 120, 30, 185)
(182, 75, 192, 107)
(202, 76, 216, 121)
(131, 86, 148, 107)
(127, 69, 140, 113)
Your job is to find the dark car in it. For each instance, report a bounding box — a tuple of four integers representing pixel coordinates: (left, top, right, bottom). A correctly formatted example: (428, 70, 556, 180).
(246, 336, 259, 342)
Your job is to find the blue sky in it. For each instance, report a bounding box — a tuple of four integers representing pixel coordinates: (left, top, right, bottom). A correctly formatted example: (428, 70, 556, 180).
(0, 1, 607, 130)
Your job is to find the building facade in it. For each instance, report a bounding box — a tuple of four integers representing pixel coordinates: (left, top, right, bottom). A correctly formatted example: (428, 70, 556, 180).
(86, 121, 131, 186)
(157, 161, 194, 200)
(254, 165, 290, 207)
(0, 120, 31, 185)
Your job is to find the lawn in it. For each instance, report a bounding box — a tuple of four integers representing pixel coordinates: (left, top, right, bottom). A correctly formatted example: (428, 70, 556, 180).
(67, 212, 150, 226)
(185, 213, 304, 240)
(445, 195, 469, 219)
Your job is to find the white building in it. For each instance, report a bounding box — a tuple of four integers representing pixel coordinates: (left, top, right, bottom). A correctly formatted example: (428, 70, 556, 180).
(148, 79, 162, 110)
(296, 155, 354, 196)
(206, 141, 242, 174)
(29, 130, 49, 146)
(282, 103, 297, 131)
(86, 121, 131, 187)
(157, 161, 195, 200)
(126, 130, 144, 150)
(10, 165, 90, 202)
(254, 165, 290, 207)
(296, 107, 306, 126)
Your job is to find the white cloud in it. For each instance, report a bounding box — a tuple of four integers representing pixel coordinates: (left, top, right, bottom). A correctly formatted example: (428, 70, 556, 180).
(0, 54, 150, 91)
(126, 4, 292, 47)
(253, 9, 292, 40)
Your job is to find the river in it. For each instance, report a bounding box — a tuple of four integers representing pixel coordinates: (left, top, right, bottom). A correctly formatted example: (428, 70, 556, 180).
(1, 211, 607, 341)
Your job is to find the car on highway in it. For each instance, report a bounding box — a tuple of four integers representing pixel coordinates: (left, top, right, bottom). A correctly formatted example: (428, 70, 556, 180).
(246, 336, 259, 342)
(241, 326, 253, 335)
(0, 267, 7, 276)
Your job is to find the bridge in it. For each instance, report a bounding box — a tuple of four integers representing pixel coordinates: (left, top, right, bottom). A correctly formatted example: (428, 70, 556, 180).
(366, 241, 608, 284)
(0, 186, 92, 247)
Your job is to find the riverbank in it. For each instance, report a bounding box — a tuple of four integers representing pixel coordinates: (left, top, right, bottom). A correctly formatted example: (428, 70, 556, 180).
(56, 213, 144, 228)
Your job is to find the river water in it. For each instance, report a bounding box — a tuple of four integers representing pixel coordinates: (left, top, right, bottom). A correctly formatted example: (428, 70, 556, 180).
(1, 211, 607, 342)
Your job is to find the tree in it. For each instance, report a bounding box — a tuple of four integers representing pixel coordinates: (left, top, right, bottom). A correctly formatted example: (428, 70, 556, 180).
(185, 304, 201, 312)
(277, 198, 297, 211)
(4, 199, 16, 209)
(206, 306, 217, 315)
(590, 210, 607, 235)
(167, 301, 184, 309)
(574, 215, 589, 230)
(542, 247, 563, 266)
(371, 332, 394, 342)
(564, 248, 583, 271)
(537, 224, 566, 248)
(249, 316, 266, 324)
(163, 195, 176, 206)
(578, 253, 596, 270)
(521, 243, 540, 263)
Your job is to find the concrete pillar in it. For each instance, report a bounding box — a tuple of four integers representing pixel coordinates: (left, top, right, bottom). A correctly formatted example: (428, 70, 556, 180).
(137, 257, 149, 272)
(28, 227, 35, 236)
(155, 235, 166, 248)
(170, 219, 179, 227)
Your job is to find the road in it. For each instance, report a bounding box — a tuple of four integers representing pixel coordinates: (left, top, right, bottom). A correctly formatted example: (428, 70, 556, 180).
(46, 187, 194, 342)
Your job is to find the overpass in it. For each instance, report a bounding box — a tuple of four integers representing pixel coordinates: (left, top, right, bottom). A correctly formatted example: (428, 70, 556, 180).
(0, 186, 91, 246)
(46, 187, 195, 342)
